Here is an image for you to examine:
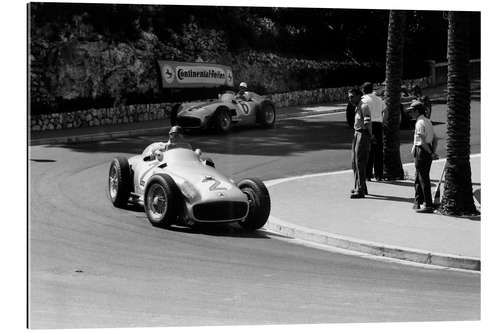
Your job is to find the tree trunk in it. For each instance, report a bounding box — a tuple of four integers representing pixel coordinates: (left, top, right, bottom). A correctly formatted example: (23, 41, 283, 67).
(440, 11, 478, 215)
(383, 10, 405, 180)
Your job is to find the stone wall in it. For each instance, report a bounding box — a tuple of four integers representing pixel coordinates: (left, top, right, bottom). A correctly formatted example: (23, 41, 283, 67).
(30, 77, 431, 132)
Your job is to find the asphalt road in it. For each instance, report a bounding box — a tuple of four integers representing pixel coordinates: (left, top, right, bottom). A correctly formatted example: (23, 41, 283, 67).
(29, 101, 480, 328)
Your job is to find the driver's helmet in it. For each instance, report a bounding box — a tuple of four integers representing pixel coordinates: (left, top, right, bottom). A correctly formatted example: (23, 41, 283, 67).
(169, 125, 183, 135)
(239, 82, 247, 90)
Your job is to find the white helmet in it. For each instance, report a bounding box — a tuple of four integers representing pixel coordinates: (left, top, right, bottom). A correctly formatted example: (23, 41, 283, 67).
(239, 82, 247, 89)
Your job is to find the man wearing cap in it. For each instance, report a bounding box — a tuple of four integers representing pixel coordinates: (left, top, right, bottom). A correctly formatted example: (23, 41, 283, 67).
(165, 125, 192, 150)
(237, 82, 250, 101)
(361, 82, 386, 181)
(348, 88, 372, 199)
(410, 101, 438, 213)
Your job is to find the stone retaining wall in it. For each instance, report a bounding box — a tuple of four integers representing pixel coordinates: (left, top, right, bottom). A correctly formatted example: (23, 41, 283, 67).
(30, 77, 431, 132)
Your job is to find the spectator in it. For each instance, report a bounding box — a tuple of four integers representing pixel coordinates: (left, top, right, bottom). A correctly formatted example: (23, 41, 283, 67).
(361, 82, 385, 181)
(410, 101, 438, 213)
(348, 88, 372, 199)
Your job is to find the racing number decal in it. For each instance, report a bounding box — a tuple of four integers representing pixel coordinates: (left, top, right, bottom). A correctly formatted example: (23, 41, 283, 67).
(202, 178, 228, 191)
(238, 101, 250, 115)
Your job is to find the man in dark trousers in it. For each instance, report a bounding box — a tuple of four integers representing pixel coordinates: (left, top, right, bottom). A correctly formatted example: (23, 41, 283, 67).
(410, 101, 437, 213)
(361, 82, 385, 181)
(348, 88, 372, 199)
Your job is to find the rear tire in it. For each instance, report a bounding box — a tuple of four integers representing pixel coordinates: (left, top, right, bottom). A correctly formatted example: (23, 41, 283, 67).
(237, 178, 271, 231)
(144, 174, 181, 226)
(108, 157, 132, 208)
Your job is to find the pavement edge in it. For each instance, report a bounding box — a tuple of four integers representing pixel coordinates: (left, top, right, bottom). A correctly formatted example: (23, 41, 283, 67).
(265, 217, 480, 271)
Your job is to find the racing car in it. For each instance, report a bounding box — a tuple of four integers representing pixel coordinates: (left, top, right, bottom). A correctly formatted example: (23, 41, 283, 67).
(108, 144, 271, 231)
(170, 91, 276, 133)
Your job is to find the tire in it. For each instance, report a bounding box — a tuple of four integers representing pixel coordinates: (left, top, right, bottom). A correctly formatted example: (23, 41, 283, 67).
(258, 102, 276, 128)
(346, 102, 355, 129)
(237, 178, 271, 231)
(144, 174, 181, 226)
(170, 104, 181, 126)
(108, 157, 132, 208)
(204, 157, 215, 168)
(213, 107, 232, 133)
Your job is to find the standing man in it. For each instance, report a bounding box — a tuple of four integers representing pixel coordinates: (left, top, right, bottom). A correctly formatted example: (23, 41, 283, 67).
(348, 88, 372, 199)
(410, 101, 437, 213)
(362, 82, 385, 181)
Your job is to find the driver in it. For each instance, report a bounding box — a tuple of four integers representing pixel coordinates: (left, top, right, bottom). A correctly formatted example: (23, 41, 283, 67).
(151, 126, 192, 160)
(237, 82, 250, 101)
(164, 125, 192, 150)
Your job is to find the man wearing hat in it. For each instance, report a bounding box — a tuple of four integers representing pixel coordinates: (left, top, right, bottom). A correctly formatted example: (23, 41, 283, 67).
(165, 125, 192, 150)
(410, 100, 437, 213)
(237, 82, 250, 101)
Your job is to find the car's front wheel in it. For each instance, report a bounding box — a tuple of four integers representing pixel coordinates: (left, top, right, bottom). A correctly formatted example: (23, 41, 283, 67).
(238, 178, 271, 231)
(144, 174, 180, 226)
(108, 157, 132, 207)
(258, 102, 276, 128)
(213, 108, 232, 133)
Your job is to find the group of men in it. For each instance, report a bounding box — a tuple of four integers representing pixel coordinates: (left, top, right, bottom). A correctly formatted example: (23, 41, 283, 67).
(348, 82, 437, 213)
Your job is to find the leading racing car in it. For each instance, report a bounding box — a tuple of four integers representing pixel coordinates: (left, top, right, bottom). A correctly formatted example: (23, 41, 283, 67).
(170, 91, 276, 133)
(108, 144, 271, 231)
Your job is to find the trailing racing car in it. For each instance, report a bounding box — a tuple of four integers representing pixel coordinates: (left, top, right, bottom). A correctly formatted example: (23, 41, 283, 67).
(171, 91, 276, 133)
(108, 144, 271, 230)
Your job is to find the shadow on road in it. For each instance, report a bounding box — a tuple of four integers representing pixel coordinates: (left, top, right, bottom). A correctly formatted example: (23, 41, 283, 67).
(46, 117, 418, 157)
(153, 222, 285, 239)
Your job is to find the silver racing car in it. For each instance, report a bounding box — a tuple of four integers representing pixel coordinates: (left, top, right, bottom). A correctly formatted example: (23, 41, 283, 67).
(108, 144, 271, 230)
(171, 91, 276, 133)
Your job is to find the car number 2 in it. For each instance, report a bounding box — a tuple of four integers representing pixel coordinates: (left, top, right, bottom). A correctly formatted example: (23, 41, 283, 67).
(202, 178, 227, 191)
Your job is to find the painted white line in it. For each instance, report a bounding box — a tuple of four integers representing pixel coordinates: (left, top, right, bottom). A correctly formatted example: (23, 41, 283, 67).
(265, 154, 481, 188)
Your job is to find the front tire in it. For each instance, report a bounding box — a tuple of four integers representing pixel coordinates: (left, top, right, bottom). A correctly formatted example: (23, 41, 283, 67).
(108, 157, 132, 207)
(238, 178, 271, 231)
(258, 102, 276, 128)
(144, 174, 181, 226)
(213, 108, 232, 133)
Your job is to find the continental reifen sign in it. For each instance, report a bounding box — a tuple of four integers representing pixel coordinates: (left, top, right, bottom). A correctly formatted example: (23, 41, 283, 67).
(158, 61, 234, 88)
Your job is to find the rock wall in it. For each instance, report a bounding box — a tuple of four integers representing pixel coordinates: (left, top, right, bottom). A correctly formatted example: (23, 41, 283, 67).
(30, 77, 431, 132)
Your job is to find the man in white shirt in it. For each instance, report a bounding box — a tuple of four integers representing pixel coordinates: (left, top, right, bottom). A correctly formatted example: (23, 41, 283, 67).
(361, 82, 385, 181)
(410, 101, 437, 213)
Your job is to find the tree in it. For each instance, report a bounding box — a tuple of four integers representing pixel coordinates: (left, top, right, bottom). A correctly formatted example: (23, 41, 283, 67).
(382, 10, 405, 180)
(440, 11, 478, 216)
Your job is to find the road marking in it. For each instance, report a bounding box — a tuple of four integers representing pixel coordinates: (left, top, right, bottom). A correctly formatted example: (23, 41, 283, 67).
(265, 153, 481, 188)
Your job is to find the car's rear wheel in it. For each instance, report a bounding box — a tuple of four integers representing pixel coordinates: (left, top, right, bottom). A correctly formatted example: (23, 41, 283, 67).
(144, 174, 180, 226)
(108, 157, 132, 207)
(258, 102, 276, 128)
(214, 108, 232, 133)
(237, 178, 271, 231)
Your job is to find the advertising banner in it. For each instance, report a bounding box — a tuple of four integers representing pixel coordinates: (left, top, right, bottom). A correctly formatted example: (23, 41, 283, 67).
(158, 61, 234, 88)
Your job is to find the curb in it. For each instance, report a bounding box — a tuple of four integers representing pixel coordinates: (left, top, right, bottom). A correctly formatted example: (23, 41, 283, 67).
(264, 217, 480, 271)
(263, 156, 481, 272)
(29, 106, 348, 146)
